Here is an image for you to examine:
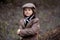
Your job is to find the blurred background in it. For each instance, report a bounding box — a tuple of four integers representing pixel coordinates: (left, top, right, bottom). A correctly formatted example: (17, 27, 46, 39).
(0, 0, 60, 40)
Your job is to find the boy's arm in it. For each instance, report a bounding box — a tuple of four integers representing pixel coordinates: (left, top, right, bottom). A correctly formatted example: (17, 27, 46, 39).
(19, 19, 40, 37)
(17, 19, 23, 35)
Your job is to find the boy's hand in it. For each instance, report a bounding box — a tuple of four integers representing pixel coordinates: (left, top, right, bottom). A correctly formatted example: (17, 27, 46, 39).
(17, 29, 21, 35)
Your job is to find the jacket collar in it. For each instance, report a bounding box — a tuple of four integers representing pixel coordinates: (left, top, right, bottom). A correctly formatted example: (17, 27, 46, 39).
(21, 17, 38, 28)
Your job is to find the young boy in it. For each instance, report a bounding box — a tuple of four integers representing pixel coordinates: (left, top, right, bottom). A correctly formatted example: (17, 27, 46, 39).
(17, 3, 40, 40)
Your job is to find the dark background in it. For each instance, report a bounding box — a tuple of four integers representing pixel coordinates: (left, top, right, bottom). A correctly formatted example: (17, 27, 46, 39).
(0, 0, 60, 40)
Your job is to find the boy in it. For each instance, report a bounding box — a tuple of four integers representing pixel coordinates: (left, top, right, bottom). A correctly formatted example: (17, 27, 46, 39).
(17, 3, 40, 40)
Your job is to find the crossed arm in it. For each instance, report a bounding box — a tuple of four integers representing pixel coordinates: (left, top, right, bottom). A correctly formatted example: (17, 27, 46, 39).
(17, 19, 40, 37)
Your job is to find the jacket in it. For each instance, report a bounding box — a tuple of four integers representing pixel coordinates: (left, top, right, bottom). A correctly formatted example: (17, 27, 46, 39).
(18, 17, 40, 40)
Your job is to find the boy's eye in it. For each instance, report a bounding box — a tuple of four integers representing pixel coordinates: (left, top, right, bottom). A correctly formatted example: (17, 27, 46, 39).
(24, 9, 27, 11)
(25, 9, 30, 11)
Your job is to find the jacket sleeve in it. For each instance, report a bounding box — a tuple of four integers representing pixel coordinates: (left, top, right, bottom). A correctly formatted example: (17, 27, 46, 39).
(19, 19, 40, 37)
(17, 19, 23, 36)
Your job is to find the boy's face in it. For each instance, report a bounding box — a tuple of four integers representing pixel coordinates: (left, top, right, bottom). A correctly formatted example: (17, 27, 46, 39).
(24, 8, 33, 16)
